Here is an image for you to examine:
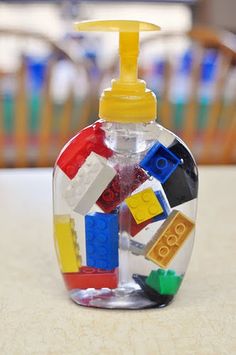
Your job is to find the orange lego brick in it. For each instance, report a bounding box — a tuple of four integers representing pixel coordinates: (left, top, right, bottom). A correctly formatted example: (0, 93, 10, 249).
(145, 210, 195, 268)
(125, 188, 163, 224)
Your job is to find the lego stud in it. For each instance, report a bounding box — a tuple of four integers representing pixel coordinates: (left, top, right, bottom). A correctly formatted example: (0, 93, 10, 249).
(158, 269, 165, 276)
(130, 199, 138, 208)
(175, 223, 186, 235)
(82, 267, 97, 274)
(155, 157, 168, 170)
(166, 234, 178, 246)
(148, 204, 160, 215)
(102, 189, 115, 202)
(142, 190, 153, 202)
(158, 246, 169, 257)
(135, 211, 145, 222)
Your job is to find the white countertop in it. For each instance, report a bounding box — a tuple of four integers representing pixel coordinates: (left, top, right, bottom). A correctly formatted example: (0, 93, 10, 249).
(0, 167, 235, 355)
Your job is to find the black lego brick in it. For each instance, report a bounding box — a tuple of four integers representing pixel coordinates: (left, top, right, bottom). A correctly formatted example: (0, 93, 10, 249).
(161, 139, 198, 207)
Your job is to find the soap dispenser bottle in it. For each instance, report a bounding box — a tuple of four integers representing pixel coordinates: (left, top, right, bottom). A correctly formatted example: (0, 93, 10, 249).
(53, 20, 198, 309)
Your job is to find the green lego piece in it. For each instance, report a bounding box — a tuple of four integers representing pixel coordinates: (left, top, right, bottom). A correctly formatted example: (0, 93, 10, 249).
(145, 269, 183, 295)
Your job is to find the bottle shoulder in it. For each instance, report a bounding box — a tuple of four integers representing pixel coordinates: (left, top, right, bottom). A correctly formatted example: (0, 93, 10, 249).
(54, 119, 198, 183)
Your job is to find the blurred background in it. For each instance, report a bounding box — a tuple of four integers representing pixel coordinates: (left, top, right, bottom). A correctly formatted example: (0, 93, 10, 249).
(0, 0, 235, 168)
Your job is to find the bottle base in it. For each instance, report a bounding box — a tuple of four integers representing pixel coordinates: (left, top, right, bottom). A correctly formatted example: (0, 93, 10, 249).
(69, 281, 174, 309)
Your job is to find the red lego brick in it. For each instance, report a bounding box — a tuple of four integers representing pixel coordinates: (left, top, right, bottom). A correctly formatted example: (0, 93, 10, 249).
(122, 204, 151, 237)
(56, 121, 113, 179)
(96, 165, 148, 213)
(63, 266, 119, 290)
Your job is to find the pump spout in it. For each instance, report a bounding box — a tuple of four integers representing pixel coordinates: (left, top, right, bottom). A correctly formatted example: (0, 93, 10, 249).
(119, 32, 139, 83)
(74, 20, 160, 123)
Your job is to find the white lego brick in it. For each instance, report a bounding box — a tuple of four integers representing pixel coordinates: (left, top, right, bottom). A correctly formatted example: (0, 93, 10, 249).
(64, 152, 116, 215)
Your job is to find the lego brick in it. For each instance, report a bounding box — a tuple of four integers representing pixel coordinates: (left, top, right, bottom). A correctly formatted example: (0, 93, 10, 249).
(56, 121, 112, 179)
(96, 165, 148, 213)
(130, 240, 145, 256)
(132, 274, 174, 306)
(64, 152, 116, 215)
(121, 190, 170, 237)
(54, 215, 81, 273)
(140, 142, 181, 183)
(125, 188, 164, 224)
(146, 269, 183, 295)
(85, 212, 119, 270)
(162, 140, 198, 207)
(145, 210, 195, 268)
(63, 266, 118, 290)
(121, 203, 151, 237)
(153, 190, 171, 222)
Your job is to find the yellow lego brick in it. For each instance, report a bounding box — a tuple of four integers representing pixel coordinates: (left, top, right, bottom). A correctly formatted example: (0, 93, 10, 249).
(125, 188, 163, 224)
(145, 210, 195, 268)
(54, 215, 81, 273)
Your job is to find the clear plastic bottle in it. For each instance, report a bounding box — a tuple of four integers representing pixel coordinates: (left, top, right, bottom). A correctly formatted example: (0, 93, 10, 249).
(53, 20, 198, 309)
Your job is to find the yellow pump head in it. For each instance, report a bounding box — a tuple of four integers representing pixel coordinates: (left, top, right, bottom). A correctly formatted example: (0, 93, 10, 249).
(74, 20, 160, 123)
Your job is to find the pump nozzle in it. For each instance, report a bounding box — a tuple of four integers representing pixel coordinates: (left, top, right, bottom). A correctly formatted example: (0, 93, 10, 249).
(74, 20, 160, 123)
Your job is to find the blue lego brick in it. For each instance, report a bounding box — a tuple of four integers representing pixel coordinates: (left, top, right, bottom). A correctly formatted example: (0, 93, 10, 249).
(85, 212, 119, 271)
(140, 143, 181, 183)
(153, 190, 171, 222)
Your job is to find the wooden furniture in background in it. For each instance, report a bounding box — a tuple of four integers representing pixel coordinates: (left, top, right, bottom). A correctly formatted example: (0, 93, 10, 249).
(140, 26, 236, 164)
(0, 29, 93, 168)
(105, 26, 236, 164)
(1, 27, 236, 167)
